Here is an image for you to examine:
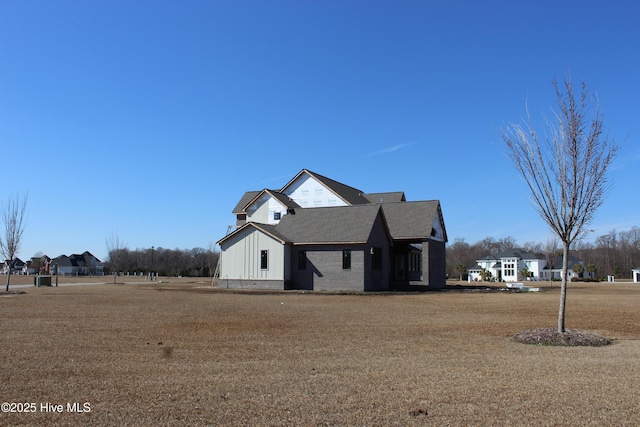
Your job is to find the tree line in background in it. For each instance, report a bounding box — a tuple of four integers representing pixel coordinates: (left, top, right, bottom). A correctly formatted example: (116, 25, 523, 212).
(102, 226, 640, 280)
(105, 246, 219, 278)
(446, 226, 640, 280)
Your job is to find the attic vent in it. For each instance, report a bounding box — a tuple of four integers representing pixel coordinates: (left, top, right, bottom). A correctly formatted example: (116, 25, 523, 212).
(431, 228, 437, 237)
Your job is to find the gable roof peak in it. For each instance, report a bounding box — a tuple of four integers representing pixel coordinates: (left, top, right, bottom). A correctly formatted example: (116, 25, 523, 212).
(281, 169, 370, 206)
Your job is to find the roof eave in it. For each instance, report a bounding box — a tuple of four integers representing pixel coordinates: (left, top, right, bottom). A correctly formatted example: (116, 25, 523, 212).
(291, 241, 367, 246)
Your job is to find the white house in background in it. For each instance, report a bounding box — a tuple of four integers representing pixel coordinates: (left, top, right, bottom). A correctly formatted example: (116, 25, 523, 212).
(468, 249, 587, 282)
(50, 251, 104, 276)
(1, 258, 25, 275)
(633, 267, 640, 283)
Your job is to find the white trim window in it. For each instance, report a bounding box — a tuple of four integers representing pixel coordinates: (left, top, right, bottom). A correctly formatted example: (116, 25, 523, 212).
(503, 259, 516, 278)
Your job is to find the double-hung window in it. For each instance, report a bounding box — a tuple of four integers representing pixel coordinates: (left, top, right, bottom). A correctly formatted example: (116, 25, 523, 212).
(260, 250, 268, 270)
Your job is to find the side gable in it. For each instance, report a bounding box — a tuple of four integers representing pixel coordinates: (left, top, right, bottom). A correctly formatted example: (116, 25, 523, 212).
(381, 200, 447, 242)
(240, 189, 301, 225)
(218, 222, 290, 283)
(280, 169, 370, 207)
(217, 222, 289, 246)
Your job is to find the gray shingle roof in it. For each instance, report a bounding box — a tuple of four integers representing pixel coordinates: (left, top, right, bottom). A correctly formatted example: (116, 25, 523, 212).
(224, 170, 447, 246)
(248, 223, 291, 244)
(221, 200, 446, 246)
(217, 222, 291, 245)
(364, 192, 406, 203)
(546, 255, 583, 270)
(495, 249, 541, 259)
(233, 171, 406, 215)
(380, 200, 446, 241)
(233, 189, 302, 214)
(50, 252, 102, 267)
(274, 204, 385, 244)
(232, 191, 261, 214)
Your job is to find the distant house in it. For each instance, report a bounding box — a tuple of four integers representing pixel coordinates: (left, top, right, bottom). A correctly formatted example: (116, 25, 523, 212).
(50, 252, 104, 276)
(633, 267, 640, 283)
(218, 169, 447, 291)
(1, 258, 25, 275)
(22, 255, 52, 275)
(468, 249, 587, 282)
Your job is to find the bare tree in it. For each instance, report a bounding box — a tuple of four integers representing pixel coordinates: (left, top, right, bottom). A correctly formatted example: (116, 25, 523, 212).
(106, 231, 127, 284)
(502, 76, 619, 333)
(0, 194, 28, 292)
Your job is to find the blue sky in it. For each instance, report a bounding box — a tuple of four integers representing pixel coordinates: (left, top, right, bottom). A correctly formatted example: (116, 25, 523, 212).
(1, 0, 638, 260)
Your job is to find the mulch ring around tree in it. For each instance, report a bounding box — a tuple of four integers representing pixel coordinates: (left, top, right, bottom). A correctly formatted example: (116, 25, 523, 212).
(0, 290, 26, 296)
(513, 328, 612, 347)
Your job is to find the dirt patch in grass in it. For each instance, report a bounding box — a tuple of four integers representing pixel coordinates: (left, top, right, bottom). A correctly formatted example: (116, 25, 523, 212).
(513, 327, 612, 346)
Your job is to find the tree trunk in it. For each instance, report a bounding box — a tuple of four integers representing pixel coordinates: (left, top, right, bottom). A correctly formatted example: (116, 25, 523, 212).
(557, 242, 570, 333)
(5, 269, 11, 292)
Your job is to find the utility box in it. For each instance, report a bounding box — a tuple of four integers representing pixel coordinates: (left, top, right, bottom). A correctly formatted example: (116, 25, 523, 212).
(34, 276, 52, 287)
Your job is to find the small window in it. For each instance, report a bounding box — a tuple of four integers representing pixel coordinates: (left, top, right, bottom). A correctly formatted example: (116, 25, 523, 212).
(342, 250, 351, 270)
(298, 250, 307, 270)
(274, 212, 281, 220)
(260, 250, 268, 270)
(371, 247, 383, 270)
(409, 253, 421, 272)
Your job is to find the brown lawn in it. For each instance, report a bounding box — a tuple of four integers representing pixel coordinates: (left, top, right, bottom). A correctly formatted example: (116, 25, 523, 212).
(1, 278, 639, 426)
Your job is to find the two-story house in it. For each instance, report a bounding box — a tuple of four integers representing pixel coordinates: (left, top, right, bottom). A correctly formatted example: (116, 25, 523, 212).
(50, 251, 104, 276)
(1, 258, 25, 275)
(217, 169, 447, 291)
(22, 255, 52, 275)
(468, 249, 586, 282)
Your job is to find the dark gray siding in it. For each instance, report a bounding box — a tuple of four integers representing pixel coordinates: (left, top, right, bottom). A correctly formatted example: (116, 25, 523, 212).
(424, 239, 446, 288)
(363, 213, 391, 291)
(290, 245, 365, 291)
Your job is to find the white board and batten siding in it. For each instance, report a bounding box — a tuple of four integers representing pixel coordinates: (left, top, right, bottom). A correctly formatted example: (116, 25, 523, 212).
(220, 226, 289, 281)
(283, 174, 347, 208)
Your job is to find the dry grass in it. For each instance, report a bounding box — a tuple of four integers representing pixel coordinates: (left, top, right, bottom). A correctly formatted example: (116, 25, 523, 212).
(1, 280, 639, 426)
